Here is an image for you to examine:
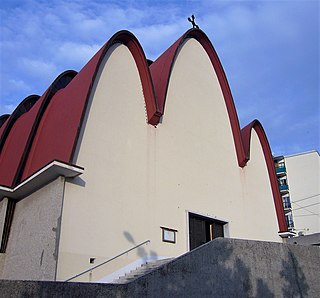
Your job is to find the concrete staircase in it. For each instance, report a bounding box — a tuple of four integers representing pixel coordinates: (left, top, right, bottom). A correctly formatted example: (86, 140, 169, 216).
(113, 258, 174, 284)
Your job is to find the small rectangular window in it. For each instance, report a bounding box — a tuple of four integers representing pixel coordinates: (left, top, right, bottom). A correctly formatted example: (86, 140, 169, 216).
(161, 227, 177, 243)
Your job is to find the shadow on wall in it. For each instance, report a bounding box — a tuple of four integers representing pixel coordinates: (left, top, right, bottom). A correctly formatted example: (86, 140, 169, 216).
(66, 176, 86, 187)
(126, 239, 311, 297)
(123, 231, 158, 261)
(280, 248, 310, 297)
(0, 240, 313, 297)
(199, 242, 274, 297)
(201, 242, 309, 297)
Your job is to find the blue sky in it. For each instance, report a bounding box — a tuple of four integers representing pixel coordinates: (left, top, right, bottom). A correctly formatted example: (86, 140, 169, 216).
(0, 0, 319, 156)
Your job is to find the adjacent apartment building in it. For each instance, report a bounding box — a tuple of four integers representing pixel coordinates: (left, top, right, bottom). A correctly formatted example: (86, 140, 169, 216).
(274, 155, 296, 233)
(0, 28, 288, 282)
(274, 151, 319, 236)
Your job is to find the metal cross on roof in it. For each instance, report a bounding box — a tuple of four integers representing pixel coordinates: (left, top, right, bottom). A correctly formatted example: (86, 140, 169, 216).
(188, 15, 199, 29)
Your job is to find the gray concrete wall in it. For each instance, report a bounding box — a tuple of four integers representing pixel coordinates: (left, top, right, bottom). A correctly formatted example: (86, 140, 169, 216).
(0, 238, 319, 297)
(287, 233, 320, 246)
(0, 280, 126, 298)
(0, 198, 8, 241)
(0, 177, 65, 281)
(127, 238, 319, 297)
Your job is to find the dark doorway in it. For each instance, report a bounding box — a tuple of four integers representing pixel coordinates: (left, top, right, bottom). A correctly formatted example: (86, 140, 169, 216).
(189, 213, 225, 250)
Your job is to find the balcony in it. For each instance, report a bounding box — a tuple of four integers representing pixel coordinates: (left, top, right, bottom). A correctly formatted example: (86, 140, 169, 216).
(276, 166, 286, 174)
(287, 221, 295, 229)
(283, 201, 292, 210)
(285, 216, 295, 229)
(279, 184, 289, 192)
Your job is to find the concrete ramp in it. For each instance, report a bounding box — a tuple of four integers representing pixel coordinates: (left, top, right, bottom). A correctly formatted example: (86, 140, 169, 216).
(125, 238, 319, 297)
(0, 238, 319, 297)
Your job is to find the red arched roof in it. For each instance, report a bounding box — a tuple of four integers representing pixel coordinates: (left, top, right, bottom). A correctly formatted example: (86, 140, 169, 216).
(0, 115, 10, 129)
(149, 29, 286, 232)
(150, 29, 245, 167)
(0, 29, 287, 232)
(0, 117, 10, 141)
(0, 71, 76, 188)
(0, 95, 39, 153)
(21, 31, 160, 181)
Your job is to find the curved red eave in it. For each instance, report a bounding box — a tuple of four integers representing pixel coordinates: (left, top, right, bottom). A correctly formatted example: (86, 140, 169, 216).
(0, 91, 49, 187)
(241, 120, 287, 232)
(21, 70, 89, 181)
(0, 116, 10, 140)
(21, 30, 160, 181)
(0, 115, 10, 129)
(0, 71, 77, 188)
(0, 95, 40, 153)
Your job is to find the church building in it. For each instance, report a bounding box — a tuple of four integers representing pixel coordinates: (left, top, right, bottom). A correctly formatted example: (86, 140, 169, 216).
(0, 28, 287, 282)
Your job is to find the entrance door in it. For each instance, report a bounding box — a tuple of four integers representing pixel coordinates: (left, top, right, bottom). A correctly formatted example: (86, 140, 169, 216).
(189, 213, 225, 250)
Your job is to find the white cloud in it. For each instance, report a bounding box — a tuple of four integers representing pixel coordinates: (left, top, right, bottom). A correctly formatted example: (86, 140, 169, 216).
(135, 22, 186, 60)
(7, 79, 30, 92)
(0, 0, 318, 155)
(0, 104, 15, 115)
(21, 58, 57, 78)
(55, 42, 101, 67)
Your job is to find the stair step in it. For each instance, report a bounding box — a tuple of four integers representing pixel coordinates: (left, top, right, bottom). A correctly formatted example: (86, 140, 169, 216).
(113, 258, 174, 284)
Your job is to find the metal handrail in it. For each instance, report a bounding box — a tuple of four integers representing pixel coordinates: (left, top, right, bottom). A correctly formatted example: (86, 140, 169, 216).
(65, 239, 150, 282)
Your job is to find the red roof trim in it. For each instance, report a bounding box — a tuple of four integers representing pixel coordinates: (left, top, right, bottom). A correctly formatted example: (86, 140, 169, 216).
(0, 115, 10, 128)
(69, 30, 161, 161)
(112, 31, 160, 124)
(0, 95, 40, 153)
(21, 31, 159, 180)
(13, 70, 77, 186)
(0, 116, 10, 143)
(241, 120, 287, 232)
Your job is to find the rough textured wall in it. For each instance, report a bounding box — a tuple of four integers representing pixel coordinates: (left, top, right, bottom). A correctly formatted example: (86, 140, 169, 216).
(0, 198, 8, 241)
(0, 238, 319, 297)
(126, 238, 320, 297)
(0, 197, 8, 277)
(0, 177, 64, 280)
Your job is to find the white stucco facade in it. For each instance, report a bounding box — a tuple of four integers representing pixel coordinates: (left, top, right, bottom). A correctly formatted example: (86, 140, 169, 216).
(56, 40, 282, 282)
(0, 31, 285, 283)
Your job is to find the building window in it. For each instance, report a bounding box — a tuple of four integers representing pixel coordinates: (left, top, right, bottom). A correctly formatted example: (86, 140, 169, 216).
(279, 178, 287, 185)
(283, 196, 291, 209)
(285, 213, 294, 229)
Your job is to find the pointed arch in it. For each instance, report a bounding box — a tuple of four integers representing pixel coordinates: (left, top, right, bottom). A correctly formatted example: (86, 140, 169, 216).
(21, 31, 159, 181)
(0, 95, 40, 153)
(149, 29, 245, 166)
(0, 115, 10, 128)
(241, 120, 287, 232)
(0, 70, 77, 188)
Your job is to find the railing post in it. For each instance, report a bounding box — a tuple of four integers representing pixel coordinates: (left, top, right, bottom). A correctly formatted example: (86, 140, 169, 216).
(64, 240, 150, 282)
